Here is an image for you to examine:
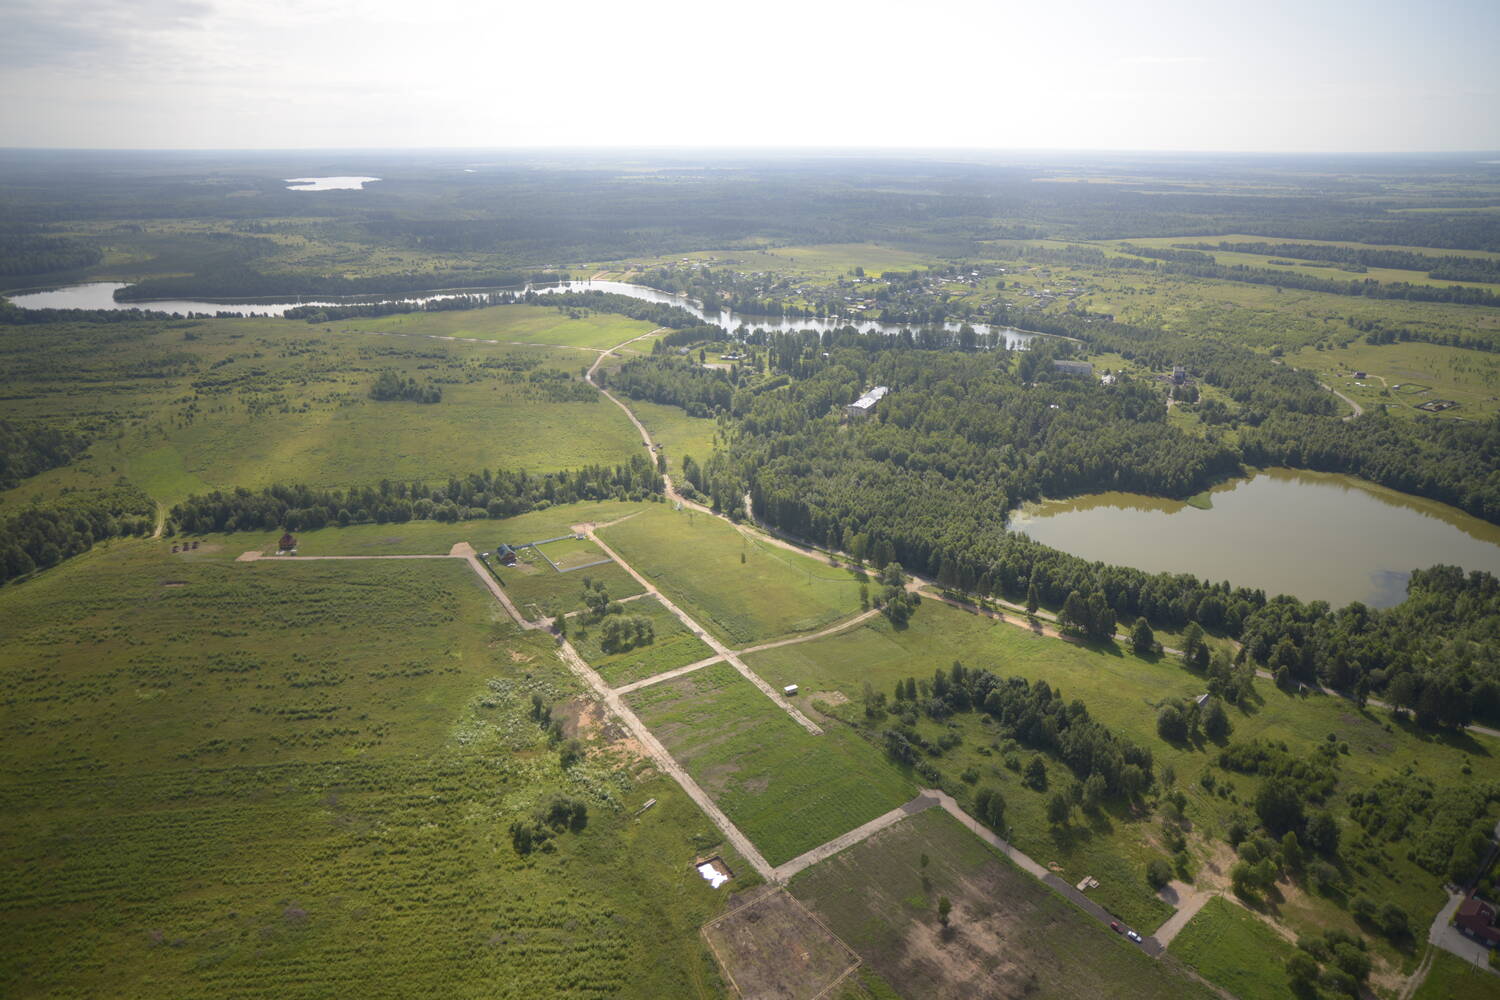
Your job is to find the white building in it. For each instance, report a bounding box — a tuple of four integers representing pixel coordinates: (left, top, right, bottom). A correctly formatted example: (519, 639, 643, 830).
(846, 385, 890, 419)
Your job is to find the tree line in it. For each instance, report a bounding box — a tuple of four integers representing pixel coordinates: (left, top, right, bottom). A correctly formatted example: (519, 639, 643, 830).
(1, 484, 156, 585)
(168, 457, 662, 534)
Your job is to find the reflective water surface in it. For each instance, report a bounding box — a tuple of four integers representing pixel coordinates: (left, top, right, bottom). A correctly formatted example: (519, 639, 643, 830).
(4, 279, 1052, 347)
(1008, 468, 1500, 608)
(284, 176, 380, 191)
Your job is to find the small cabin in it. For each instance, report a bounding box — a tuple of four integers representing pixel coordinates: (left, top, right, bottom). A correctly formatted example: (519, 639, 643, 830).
(783, 684, 799, 697)
(495, 543, 519, 567)
(278, 533, 297, 553)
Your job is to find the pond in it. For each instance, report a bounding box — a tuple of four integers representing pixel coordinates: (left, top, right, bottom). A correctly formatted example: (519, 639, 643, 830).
(1007, 468, 1500, 608)
(284, 176, 381, 191)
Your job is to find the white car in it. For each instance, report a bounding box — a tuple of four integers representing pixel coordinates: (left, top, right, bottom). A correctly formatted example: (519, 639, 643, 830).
(1125, 930, 1143, 943)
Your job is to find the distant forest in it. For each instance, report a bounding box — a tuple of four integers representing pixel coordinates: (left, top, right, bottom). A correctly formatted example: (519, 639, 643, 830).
(4, 151, 1500, 298)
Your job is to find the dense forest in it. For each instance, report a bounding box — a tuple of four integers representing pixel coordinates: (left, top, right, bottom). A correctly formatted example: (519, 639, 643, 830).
(0, 420, 91, 490)
(0, 483, 156, 584)
(0, 232, 104, 277)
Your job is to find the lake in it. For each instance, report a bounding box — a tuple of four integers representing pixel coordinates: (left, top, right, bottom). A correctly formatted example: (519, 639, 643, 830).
(1008, 467, 1500, 608)
(285, 176, 380, 191)
(2, 279, 1054, 347)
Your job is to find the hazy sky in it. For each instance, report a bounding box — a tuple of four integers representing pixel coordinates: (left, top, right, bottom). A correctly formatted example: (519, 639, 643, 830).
(2, 0, 1497, 151)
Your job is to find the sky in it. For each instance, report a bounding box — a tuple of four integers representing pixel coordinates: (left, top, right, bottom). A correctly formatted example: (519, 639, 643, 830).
(2, 0, 1498, 152)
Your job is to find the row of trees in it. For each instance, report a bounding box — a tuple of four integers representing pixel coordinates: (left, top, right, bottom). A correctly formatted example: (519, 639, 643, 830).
(168, 456, 662, 535)
(1200, 241, 1500, 283)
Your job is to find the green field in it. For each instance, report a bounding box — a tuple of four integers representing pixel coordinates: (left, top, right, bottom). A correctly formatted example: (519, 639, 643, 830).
(0, 305, 652, 511)
(790, 808, 1212, 1000)
(535, 535, 610, 570)
(1289, 339, 1500, 421)
(626, 662, 915, 866)
(571, 595, 717, 688)
(978, 238, 1500, 353)
(1412, 949, 1500, 1000)
(627, 399, 722, 478)
(598, 505, 866, 647)
(744, 599, 1488, 947)
(349, 303, 662, 351)
(1169, 897, 1300, 1000)
(188, 500, 649, 558)
(0, 538, 742, 998)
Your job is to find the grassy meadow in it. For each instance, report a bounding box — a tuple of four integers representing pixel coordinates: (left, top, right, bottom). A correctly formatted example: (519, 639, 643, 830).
(1169, 897, 1300, 1000)
(0, 537, 747, 998)
(977, 238, 1500, 353)
(626, 399, 722, 478)
(790, 808, 1213, 1000)
(1289, 339, 1500, 421)
(597, 505, 867, 647)
(571, 595, 717, 688)
(0, 304, 654, 512)
(1411, 950, 1500, 1000)
(625, 662, 915, 866)
(744, 599, 1494, 955)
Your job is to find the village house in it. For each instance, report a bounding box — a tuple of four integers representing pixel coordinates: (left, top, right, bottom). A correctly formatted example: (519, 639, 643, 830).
(1455, 895, 1500, 947)
(495, 543, 519, 567)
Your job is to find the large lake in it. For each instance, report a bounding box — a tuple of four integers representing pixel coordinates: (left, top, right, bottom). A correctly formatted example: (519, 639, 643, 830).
(1, 279, 1052, 347)
(1008, 468, 1500, 608)
(285, 176, 380, 191)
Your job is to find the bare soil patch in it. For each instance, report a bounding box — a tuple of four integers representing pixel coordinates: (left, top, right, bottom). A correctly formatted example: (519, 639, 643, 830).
(701, 887, 858, 1000)
(791, 809, 1206, 1000)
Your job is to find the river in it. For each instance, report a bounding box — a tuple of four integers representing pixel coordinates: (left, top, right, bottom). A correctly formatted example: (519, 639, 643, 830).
(1, 279, 1050, 347)
(1008, 467, 1500, 608)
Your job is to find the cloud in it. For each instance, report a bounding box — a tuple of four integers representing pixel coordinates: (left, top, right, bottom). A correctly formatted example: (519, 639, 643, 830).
(0, 0, 212, 70)
(1117, 55, 1211, 65)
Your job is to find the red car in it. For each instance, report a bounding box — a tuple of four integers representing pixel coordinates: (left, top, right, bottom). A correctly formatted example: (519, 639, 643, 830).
(1109, 921, 1121, 932)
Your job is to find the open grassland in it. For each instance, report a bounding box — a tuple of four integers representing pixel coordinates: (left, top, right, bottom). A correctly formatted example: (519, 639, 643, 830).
(0, 306, 651, 510)
(1289, 339, 1500, 421)
(626, 399, 722, 477)
(598, 505, 866, 647)
(1411, 950, 1500, 1000)
(1169, 896, 1300, 1000)
(193, 500, 650, 558)
(572, 595, 717, 688)
(980, 239, 1500, 352)
(0, 539, 744, 998)
(344, 303, 658, 351)
(604, 243, 938, 285)
(745, 600, 1493, 950)
(498, 550, 644, 622)
(626, 662, 914, 867)
(790, 808, 1213, 1000)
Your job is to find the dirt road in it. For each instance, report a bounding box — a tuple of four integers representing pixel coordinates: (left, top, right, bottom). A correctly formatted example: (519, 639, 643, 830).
(583, 525, 823, 734)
